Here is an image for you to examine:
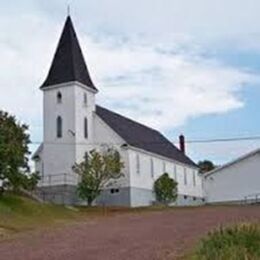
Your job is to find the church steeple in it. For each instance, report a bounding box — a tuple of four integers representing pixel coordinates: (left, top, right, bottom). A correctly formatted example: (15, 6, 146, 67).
(41, 16, 97, 91)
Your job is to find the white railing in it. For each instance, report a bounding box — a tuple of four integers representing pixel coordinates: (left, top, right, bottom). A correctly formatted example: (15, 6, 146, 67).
(38, 173, 78, 187)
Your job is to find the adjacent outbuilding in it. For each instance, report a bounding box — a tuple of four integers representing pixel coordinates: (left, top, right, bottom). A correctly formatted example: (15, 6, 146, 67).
(204, 148, 260, 204)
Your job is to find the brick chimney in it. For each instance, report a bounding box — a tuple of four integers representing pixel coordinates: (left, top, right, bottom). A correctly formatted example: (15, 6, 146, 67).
(179, 134, 185, 154)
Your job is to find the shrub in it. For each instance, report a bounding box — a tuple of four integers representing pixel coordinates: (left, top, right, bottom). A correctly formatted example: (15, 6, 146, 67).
(153, 173, 178, 205)
(191, 223, 260, 260)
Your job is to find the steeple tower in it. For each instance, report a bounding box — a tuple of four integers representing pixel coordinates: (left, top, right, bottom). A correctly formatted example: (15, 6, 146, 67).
(40, 16, 97, 193)
(41, 16, 97, 91)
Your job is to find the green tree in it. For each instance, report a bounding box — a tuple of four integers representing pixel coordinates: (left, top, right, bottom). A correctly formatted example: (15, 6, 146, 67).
(72, 148, 124, 206)
(154, 173, 178, 205)
(22, 172, 41, 191)
(0, 111, 34, 194)
(198, 160, 216, 174)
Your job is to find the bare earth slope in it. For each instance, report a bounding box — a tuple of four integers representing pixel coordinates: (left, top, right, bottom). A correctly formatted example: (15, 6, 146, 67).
(0, 206, 259, 260)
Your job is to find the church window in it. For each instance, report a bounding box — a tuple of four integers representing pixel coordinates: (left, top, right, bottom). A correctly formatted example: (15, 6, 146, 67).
(84, 93, 87, 106)
(150, 158, 154, 178)
(84, 117, 88, 139)
(136, 154, 140, 174)
(57, 91, 62, 104)
(57, 116, 63, 138)
(184, 168, 187, 185)
(173, 165, 177, 181)
(162, 161, 166, 173)
(193, 170, 196, 186)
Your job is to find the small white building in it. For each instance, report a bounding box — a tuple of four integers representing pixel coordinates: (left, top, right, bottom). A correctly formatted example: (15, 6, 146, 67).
(204, 148, 260, 204)
(33, 16, 204, 207)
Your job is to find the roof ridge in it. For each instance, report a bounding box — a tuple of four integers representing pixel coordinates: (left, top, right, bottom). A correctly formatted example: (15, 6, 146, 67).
(205, 147, 260, 177)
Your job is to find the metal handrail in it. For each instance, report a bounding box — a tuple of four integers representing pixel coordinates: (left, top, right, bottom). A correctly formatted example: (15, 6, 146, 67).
(244, 192, 260, 204)
(38, 173, 78, 186)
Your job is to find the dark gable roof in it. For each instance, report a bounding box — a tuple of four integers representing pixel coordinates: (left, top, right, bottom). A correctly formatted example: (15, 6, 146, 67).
(96, 105, 197, 168)
(41, 16, 97, 90)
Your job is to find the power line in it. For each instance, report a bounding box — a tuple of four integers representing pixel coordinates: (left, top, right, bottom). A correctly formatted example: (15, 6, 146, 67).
(186, 136, 260, 144)
(29, 135, 260, 146)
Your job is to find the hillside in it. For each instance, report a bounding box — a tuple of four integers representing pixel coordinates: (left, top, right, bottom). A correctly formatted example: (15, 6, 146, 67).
(0, 193, 83, 240)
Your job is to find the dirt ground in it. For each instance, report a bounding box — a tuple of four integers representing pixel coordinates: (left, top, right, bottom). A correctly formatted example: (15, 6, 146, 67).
(0, 206, 259, 260)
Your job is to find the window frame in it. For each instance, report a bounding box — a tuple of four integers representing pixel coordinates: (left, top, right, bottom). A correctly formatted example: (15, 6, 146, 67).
(83, 93, 87, 106)
(184, 168, 187, 185)
(84, 117, 88, 139)
(174, 164, 177, 181)
(56, 116, 63, 138)
(193, 170, 196, 186)
(150, 158, 154, 178)
(57, 91, 62, 104)
(162, 161, 166, 173)
(136, 153, 140, 174)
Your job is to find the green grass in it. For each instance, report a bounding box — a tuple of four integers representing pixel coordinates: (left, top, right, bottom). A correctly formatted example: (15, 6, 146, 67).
(189, 223, 260, 260)
(0, 193, 84, 238)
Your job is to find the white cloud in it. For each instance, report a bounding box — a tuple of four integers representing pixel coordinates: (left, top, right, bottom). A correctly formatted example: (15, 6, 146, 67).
(81, 36, 258, 130)
(0, 12, 258, 131)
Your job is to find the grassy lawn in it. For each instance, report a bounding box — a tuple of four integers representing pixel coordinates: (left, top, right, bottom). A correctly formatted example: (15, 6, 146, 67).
(0, 193, 85, 239)
(187, 223, 260, 260)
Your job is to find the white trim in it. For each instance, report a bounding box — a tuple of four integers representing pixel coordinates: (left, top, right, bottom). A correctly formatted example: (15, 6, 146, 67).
(41, 81, 98, 94)
(204, 148, 260, 178)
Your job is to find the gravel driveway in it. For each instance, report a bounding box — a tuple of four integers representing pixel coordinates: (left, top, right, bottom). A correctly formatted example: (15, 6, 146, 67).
(0, 206, 259, 260)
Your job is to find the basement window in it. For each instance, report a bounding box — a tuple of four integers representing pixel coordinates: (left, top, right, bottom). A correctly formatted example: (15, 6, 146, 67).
(110, 188, 119, 194)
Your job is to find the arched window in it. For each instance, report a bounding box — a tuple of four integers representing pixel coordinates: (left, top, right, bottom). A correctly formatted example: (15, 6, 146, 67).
(57, 92, 62, 104)
(150, 158, 154, 178)
(84, 117, 88, 139)
(83, 93, 87, 106)
(184, 168, 187, 185)
(57, 116, 62, 138)
(136, 154, 140, 174)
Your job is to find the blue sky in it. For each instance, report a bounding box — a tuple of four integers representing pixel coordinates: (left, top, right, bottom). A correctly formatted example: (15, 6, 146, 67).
(0, 0, 260, 164)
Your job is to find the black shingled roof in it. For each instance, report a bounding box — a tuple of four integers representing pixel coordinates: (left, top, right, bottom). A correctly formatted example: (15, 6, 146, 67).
(41, 16, 97, 90)
(96, 105, 197, 167)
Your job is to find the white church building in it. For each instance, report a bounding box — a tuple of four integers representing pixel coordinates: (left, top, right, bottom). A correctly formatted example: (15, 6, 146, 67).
(33, 16, 204, 207)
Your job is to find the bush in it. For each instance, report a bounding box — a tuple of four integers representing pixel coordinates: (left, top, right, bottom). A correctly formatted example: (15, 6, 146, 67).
(191, 223, 260, 260)
(153, 173, 178, 205)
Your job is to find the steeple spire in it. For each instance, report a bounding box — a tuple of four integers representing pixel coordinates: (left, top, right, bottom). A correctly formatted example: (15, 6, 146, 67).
(67, 4, 70, 16)
(41, 16, 97, 91)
